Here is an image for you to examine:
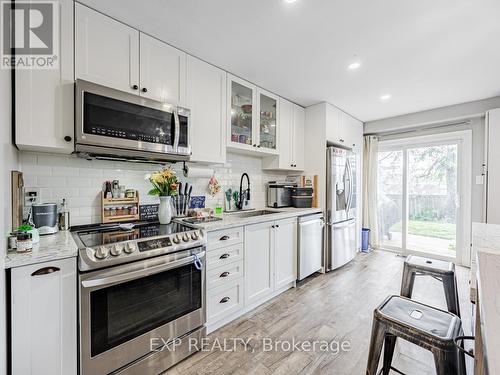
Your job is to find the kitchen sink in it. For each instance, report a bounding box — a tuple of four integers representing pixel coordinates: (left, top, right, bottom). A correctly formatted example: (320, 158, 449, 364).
(227, 209, 282, 218)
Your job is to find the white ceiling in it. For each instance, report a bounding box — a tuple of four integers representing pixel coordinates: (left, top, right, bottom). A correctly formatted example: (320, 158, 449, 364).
(79, 0, 500, 122)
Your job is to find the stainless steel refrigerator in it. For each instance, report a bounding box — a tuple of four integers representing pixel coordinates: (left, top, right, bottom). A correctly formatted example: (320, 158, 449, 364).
(326, 146, 358, 271)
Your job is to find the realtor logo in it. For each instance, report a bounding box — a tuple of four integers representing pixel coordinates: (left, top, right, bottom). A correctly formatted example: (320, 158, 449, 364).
(1, 1, 59, 69)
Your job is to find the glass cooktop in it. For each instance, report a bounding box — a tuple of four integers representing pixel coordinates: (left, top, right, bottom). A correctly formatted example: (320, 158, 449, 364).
(76, 222, 193, 248)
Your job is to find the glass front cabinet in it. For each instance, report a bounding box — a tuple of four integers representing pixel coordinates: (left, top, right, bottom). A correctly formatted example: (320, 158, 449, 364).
(227, 75, 279, 154)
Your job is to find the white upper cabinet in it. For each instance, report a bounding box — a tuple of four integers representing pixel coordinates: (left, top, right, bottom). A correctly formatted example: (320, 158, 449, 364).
(262, 98, 305, 171)
(139, 33, 186, 106)
(75, 3, 139, 94)
(324, 103, 363, 150)
(227, 75, 279, 156)
(187, 56, 226, 164)
(15, 0, 74, 154)
(292, 105, 306, 170)
(257, 88, 279, 154)
(227, 75, 258, 152)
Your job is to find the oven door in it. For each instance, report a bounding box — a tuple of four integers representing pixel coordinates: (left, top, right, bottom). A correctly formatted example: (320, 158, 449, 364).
(79, 248, 205, 375)
(75, 79, 177, 155)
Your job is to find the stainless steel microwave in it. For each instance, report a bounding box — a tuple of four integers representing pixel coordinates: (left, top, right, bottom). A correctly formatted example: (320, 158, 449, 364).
(75, 80, 191, 162)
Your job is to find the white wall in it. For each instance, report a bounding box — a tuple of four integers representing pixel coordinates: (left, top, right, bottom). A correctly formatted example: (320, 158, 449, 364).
(364, 96, 500, 134)
(1, 70, 19, 375)
(18, 152, 289, 225)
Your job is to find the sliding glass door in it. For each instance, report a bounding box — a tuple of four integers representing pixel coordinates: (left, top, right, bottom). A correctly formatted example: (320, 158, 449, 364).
(377, 131, 471, 265)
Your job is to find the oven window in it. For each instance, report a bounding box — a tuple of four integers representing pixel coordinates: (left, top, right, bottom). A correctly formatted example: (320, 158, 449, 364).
(90, 263, 201, 357)
(83, 92, 175, 146)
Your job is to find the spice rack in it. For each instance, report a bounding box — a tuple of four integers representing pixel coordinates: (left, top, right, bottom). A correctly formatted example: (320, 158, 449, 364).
(101, 191, 140, 223)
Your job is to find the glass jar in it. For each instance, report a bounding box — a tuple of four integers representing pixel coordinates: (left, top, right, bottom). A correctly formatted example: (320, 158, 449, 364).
(16, 232, 33, 253)
(110, 207, 117, 216)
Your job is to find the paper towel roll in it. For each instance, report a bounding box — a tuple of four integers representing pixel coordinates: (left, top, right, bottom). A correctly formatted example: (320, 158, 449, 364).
(183, 165, 214, 178)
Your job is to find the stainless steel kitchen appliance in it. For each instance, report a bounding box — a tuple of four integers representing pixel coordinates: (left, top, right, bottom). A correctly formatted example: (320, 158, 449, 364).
(267, 181, 297, 208)
(72, 221, 206, 375)
(298, 213, 324, 280)
(75, 79, 191, 163)
(326, 146, 358, 271)
(30, 203, 58, 235)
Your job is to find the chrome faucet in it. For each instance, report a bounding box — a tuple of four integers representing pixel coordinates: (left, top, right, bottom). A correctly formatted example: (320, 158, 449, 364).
(236, 173, 251, 210)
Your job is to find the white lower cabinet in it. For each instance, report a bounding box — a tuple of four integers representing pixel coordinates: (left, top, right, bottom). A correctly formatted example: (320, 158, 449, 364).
(10, 257, 77, 375)
(207, 279, 244, 325)
(274, 218, 298, 289)
(206, 219, 297, 332)
(244, 221, 275, 306)
(245, 218, 297, 307)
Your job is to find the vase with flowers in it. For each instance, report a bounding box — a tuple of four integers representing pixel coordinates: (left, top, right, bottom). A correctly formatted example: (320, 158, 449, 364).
(146, 167, 178, 224)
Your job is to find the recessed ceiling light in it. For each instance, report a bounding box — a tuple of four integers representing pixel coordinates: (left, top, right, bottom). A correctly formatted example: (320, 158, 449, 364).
(284, 0, 297, 3)
(380, 94, 391, 101)
(348, 62, 361, 70)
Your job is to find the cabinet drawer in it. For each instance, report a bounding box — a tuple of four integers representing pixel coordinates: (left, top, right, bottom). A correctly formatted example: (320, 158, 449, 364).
(207, 226, 243, 249)
(207, 260, 244, 290)
(206, 244, 243, 269)
(207, 279, 244, 324)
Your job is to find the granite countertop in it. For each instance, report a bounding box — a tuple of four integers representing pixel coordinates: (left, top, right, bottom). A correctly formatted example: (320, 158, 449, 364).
(182, 207, 323, 231)
(471, 222, 500, 375)
(5, 230, 78, 269)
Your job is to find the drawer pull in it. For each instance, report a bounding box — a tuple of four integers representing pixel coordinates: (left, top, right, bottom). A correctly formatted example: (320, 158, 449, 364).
(220, 297, 230, 303)
(219, 235, 230, 241)
(219, 253, 230, 259)
(219, 271, 230, 278)
(31, 267, 60, 276)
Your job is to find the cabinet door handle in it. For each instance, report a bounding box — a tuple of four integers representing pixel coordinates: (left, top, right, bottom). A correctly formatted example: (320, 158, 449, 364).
(276, 224, 280, 228)
(132, 84, 139, 90)
(64, 136, 72, 142)
(271, 225, 275, 228)
(141, 87, 148, 93)
(220, 297, 230, 303)
(219, 235, 230, 241)
(219, 253, 230, 259)
(219, 271, 230, 278)
(31, 266, 60, 276)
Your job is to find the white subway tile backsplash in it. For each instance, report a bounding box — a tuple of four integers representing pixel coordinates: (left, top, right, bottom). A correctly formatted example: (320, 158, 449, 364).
(51, 166, 80, 177)
(36, 176, 66, 188)
(19, 151, 289, 225)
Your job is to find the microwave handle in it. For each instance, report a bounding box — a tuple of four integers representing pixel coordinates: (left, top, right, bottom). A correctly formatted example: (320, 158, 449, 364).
(81, 251, 205, 289)
(173, 109, 180, 151)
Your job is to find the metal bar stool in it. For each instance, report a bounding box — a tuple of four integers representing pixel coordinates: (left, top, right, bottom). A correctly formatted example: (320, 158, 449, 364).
(366, 295, 466, 375)
(400, 255, 460, 317)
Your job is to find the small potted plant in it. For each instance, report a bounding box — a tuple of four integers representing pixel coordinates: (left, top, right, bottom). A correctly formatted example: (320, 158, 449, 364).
(17, 224, 40, 243)
(146, 168, 178, 224)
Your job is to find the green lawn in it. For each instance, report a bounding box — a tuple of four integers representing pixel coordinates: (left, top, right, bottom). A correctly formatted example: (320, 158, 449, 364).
(390, 220, 456, 240)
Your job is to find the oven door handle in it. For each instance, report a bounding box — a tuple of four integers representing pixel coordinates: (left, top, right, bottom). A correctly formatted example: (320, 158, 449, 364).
(81, 252, 205, 289)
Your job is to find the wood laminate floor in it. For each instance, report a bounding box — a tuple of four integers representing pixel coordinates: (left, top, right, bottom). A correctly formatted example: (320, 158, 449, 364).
(165, 250, 473, 375)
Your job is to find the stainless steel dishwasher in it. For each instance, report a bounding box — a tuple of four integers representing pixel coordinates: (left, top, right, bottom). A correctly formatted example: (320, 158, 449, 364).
(298, 213, 324, 281)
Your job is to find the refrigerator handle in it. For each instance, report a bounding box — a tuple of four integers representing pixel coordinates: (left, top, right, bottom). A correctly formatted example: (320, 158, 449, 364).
(345, 159, 352, 215)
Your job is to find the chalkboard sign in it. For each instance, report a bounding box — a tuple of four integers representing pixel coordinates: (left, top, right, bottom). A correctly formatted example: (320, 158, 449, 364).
(189, 196, 206, 209)
(139, 204, 159, 221)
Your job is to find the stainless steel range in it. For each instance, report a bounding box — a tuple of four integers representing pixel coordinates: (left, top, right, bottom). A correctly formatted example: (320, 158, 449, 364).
(72, 221, 207, 375)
